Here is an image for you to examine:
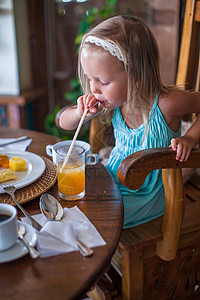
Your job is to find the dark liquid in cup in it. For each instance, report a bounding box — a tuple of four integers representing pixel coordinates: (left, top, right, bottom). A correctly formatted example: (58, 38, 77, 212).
(0, 214, 11, 222)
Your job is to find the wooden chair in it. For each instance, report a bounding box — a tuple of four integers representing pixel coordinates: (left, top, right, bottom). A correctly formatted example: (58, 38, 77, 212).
(0, 87, 45, 128)
(87, 0, 200, 299)
(116, 148, 200, 300)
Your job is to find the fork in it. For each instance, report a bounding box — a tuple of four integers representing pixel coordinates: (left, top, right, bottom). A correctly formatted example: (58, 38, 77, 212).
(1, 184, 42, 231)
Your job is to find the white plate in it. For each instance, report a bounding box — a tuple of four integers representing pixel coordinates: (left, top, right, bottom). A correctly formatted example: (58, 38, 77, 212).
(0, 151, 45, 194)
(0, 221, 37, 263)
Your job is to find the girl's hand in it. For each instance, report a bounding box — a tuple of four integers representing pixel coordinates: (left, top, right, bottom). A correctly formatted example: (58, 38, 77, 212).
(57, 94, 100, 130)
(170, 135, 197, 162)
(77, 94, 99, 118)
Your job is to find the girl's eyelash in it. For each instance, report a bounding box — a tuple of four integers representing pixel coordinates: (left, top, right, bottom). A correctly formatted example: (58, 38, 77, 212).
(86, 75, 109, 85)
(100, 81, 109, 86)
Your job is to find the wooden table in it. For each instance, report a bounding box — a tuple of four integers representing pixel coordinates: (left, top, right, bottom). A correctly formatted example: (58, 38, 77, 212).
(0, 127, 123, 300)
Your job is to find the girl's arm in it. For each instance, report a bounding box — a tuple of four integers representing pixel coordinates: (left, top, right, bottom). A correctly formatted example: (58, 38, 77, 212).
(171, 113, 200, 162)
(57, 94, 101, 130)
(167, 90, 200, 162)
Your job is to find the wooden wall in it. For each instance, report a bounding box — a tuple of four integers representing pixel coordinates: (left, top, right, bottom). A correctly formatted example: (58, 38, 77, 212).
(26, 0, 49, 132)
(119, 0, 180, 84)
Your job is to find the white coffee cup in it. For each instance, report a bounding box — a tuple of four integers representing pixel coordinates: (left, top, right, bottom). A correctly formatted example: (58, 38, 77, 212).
(0, 204, 17, 251)
(46, 140, 99, 165)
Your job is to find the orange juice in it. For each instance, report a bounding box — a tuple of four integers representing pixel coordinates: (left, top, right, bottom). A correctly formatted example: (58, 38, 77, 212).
(57, 163, 85, 197)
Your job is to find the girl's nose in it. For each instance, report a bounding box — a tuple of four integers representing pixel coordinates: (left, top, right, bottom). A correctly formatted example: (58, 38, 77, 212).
(90, 80, 101, 94)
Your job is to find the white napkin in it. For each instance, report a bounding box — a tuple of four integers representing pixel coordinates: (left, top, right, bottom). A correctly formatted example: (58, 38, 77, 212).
(0, 137, 32, 151)
(21, 206, 106, 257)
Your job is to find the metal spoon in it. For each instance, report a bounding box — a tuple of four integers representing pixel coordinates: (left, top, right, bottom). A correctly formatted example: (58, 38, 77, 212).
(18, 223, 40, 259)
(39, 193, 93, 257)
(40, 193, 64, 221)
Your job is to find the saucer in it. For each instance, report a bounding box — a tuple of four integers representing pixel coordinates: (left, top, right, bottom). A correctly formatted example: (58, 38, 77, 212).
(0, 221, 37, 263)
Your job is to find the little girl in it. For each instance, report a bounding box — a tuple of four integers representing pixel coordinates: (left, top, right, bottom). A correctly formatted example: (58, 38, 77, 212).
(57, 15, 200, 228)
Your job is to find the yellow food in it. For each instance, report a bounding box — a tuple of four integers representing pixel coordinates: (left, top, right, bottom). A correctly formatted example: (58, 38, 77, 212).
(0, 154, 9, 168)
(9, 157, 26, 171)
(0, 169, 17, 183)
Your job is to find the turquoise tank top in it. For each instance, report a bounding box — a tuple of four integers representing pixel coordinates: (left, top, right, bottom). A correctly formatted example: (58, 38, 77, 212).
(106, 93, 181, 228)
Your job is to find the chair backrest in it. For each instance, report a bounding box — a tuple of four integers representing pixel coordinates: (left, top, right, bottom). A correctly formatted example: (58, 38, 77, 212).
(176, 0, 200, 92)
(176, 0, 200, 121)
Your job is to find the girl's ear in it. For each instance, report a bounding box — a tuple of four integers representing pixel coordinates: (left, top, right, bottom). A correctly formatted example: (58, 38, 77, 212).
(136, 82, 139, 88)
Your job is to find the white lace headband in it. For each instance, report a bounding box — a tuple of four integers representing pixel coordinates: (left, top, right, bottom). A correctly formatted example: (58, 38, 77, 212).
(84, 36, 127, 64)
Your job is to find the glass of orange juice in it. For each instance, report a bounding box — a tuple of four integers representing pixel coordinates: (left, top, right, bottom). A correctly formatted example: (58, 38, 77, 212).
(57, 145, 86, 200)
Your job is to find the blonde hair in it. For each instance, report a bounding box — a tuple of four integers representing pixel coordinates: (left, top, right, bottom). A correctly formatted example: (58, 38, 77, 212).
(78, 15, 178, 128)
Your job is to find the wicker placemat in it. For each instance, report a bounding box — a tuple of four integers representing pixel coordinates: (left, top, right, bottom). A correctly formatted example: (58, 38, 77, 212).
(0, 156, 57, 205)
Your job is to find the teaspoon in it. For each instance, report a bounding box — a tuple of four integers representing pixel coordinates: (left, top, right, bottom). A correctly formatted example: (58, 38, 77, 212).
(40, 193, 64, 221)
(39, 193, 93, 257)
(18, 223, 40, 259)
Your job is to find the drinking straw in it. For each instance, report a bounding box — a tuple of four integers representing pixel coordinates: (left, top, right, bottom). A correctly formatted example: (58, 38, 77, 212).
(61, 108, 88, 169)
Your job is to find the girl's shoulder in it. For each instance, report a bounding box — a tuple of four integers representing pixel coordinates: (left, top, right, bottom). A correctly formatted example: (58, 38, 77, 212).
(158, 89, 199, 117)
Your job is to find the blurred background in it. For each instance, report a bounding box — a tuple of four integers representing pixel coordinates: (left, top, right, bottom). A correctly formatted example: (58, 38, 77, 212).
(0, 0, 185, 140)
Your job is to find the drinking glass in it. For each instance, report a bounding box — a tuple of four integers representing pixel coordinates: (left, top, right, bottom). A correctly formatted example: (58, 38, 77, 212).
(57, 145, 98, 200)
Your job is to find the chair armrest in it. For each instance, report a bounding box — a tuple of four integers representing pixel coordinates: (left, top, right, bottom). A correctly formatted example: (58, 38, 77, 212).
(117, 147, 200, 190)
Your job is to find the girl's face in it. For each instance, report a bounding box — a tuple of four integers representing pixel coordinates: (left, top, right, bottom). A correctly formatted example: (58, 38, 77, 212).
(81, 47, 128, 109)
